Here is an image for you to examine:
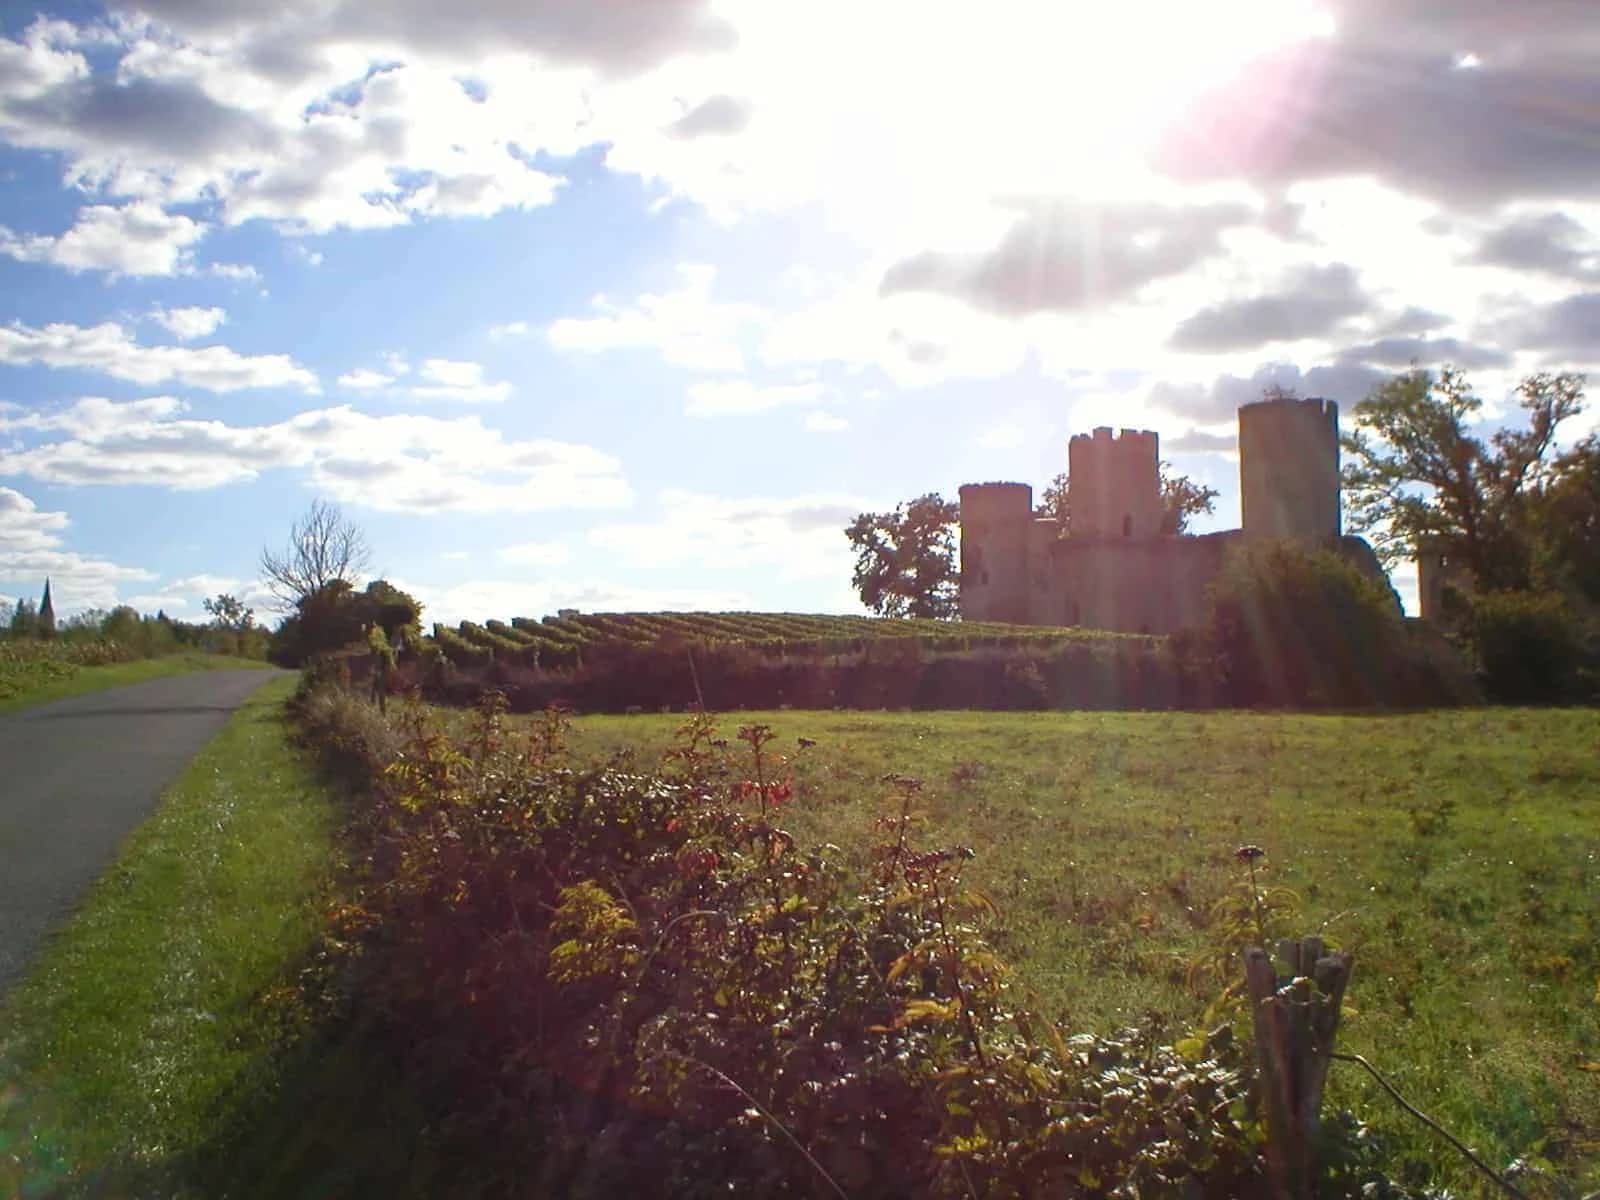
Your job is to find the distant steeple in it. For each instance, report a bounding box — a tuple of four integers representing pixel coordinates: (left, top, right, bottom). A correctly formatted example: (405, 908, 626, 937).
(39, 577, 56, 638)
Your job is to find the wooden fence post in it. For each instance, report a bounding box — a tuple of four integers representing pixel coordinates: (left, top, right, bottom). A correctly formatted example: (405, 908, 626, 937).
(1243, 936, 1353, 1200)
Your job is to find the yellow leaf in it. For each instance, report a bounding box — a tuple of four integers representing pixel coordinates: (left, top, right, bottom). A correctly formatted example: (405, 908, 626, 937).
(1579, 1061, 1600, 1074)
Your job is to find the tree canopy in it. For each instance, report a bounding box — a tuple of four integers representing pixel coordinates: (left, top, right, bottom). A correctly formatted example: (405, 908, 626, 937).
(844, 493, 960, 619)
(1341, 367, 1585, 590)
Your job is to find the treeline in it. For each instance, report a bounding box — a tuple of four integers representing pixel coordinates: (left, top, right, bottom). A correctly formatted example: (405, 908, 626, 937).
(1, 602, 268, 661)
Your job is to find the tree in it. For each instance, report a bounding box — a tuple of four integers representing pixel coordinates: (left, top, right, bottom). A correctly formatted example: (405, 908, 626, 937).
(1159, 465, 1221, 535)
(1342, 367, 1585, 590)
(203, 593, 255, 632)
(1039, 463, 1219, 534)
(9, 598, 38, 638)
(361, 579, 423, 648)
(260, 498, 372, 612)
(844, 493, 960, 619)
(1531, 434, 1600, 606)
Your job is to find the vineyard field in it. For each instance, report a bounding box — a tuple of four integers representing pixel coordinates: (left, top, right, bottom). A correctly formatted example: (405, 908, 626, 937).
(424, 610, 1139, 668)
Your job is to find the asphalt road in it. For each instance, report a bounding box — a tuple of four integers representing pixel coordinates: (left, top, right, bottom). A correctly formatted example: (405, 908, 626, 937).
(0, 669, 285, 989)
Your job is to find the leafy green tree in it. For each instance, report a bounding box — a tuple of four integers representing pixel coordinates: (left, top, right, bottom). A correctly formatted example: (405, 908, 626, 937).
(361, 579, 423, 648)
(9, 598, 38, 638)
(1342, 367, 1585, 590)
(100, 606, 144, 649)
(1531, 434, 1600, 606)
(1158, 465, 1221, 535)
(845, 493, 960, 618)
(1039, 464, 1219, 534)
(203, 593, 255, 632)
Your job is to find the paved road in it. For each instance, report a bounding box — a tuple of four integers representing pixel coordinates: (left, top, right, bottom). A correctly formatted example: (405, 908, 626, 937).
(0, 669, 285, 988)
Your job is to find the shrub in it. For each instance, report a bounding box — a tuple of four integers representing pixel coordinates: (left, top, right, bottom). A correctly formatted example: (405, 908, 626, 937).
(1467, 590, 1584, 702)
(1201, 542, 1426, 708)
(286, 691, 1289, 1197)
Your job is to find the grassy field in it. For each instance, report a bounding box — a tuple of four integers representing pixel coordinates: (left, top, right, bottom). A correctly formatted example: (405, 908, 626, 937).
(557, 706, 1600, 1193)
(0, 676, 341, 1196)
(0, 651, 272, 714)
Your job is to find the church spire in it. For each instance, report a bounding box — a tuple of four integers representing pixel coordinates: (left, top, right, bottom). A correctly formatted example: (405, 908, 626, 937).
(39, 577, 56, 637)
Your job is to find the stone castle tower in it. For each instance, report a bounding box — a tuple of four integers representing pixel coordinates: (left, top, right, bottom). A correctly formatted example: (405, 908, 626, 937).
(1067, 427, 1161, 537)
(959, 396, 1371, 633)
(1238, 396, 1341, 541)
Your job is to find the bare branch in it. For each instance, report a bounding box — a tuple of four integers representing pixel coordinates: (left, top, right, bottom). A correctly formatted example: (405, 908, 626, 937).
(259, 498, 372, 611)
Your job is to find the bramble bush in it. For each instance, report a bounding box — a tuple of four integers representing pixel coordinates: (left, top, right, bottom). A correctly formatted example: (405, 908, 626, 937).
(280, 680, 1430, 1198)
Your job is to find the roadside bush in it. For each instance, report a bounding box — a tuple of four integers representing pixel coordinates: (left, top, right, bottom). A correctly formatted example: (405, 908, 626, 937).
(289, 690, 1290, 1197)
(1468, 590, 1586, 702)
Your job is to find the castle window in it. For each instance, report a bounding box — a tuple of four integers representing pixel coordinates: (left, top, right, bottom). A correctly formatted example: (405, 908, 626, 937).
(981, 569, 990, 585)
(1122, 514, 1132, 537)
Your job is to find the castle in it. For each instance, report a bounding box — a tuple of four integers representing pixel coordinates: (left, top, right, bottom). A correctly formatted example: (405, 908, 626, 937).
(959, 396, 1391, 633)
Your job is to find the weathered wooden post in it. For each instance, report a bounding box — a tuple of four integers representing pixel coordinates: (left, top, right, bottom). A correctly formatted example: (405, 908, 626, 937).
(1243, 936, 1353, 1200)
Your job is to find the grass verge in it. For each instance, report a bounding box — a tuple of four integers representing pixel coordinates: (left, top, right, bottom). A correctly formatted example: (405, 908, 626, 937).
(0, 675, 340, 1196)
(557, 706, 1600, 1194)
(0, 652, 273, 715)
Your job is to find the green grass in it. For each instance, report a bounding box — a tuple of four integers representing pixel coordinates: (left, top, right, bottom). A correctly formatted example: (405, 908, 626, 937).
(0, 676, 341, 1196)
(0, 651, 273, 714)
(558, 706, 1600, 1194)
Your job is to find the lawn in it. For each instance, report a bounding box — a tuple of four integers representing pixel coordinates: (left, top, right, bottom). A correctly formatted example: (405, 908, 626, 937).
(0, 651, 273, 714)
(558, 706, 1600, 1194)
(0, 676, 341, 1196)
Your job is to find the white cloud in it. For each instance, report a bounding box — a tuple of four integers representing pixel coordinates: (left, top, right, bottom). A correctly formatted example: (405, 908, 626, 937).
(496, 540, 572, 567)
(489, 320, 530, 338)
(337, 367, 395, 390)
(548, 264, 759, 372)
(0, 202, 205, 276)
(588, 489, 865, 582)
(148, 304, 226, 340)
(685, 378, 822, 416)
(209, 262, 262, 284)
(803, 410, 848, 433)
(408, 357, 512, 403)
(0, 485, 156, 612)
(0, 396, 629, 514)
(977, 423, 1026, 449)
(0, 319, 318, 392)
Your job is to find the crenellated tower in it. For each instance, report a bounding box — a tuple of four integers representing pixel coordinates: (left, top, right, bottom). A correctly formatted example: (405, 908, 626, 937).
(1067, 427, 1161, 538)
(958, 482, 1034, 622)
(1238, 397, 1341, 542)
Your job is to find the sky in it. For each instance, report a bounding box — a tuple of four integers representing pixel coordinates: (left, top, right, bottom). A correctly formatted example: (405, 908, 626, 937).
(1, 1, 1596, 626)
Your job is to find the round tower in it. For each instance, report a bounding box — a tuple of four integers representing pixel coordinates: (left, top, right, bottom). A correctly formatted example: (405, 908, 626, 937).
(959, 482, 1033, 622)
(1238, 397, 1341, 542)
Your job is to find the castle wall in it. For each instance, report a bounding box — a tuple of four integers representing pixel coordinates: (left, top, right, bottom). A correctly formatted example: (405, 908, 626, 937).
(1239, 398, 1341, 541)
(1068, 427, 1162, 538)
(1044, 533, 1234, 633)
(958, 483, 1034, 623)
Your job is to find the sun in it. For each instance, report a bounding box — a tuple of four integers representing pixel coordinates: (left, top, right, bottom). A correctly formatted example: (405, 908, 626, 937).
(724, 0, 1334, 210)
